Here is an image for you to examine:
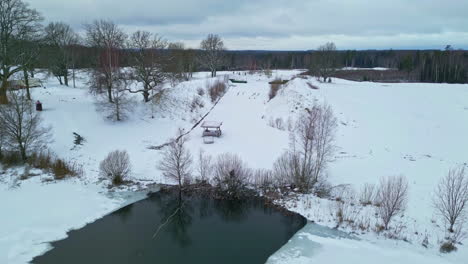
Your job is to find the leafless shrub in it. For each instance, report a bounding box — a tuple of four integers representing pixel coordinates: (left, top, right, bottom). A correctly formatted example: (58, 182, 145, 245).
(99, 150, 131, 185)
(158, 131, 193, 195)
(273, 103, 337, 193)
(253, 169, 275, 192)
(269, 78, 282, 100)
(207, 79, 227, 103)
(52, 158, 83, 179)
(359, 183, 376, 206)
(213, 153, 252, 199)
(196, 87, 205, 96)
(440, 241, 457, 253)
(0, 91, 52, 161)
(190, 96, 204, 112)
(433, 166, 468, 233)
(28, 150, 82, 179)
(196, 149, 212, 183)
(375, 175, 409, 230)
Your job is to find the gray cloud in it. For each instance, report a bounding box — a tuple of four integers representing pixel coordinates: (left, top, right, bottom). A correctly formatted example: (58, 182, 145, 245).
(26, 0, 468, 50)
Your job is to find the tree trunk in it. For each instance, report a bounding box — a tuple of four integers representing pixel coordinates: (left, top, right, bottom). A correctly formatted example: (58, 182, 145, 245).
(0, 79, 9, 104)
(64, 73, 69, 86)
(72, 68, 76, 88)
(20, 144, 27, 161)
(107, 86, 113, 103)
(23, 69, 31, 100)
(143, 84, 150, 102)
(58, 76, 63, 85)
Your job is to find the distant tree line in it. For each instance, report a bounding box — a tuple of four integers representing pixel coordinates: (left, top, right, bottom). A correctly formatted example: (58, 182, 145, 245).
(1, 0, 467, 106)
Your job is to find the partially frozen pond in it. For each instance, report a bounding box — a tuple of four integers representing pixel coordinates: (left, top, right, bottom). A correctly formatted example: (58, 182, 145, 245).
(32, 191, 306, 264)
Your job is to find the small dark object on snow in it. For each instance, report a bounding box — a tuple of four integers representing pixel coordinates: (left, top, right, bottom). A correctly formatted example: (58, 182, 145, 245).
(268, 80, 289, 85)
(36, 100, 43, 111)
(229, 79, 247, 84)
(73, 132, 86, 146)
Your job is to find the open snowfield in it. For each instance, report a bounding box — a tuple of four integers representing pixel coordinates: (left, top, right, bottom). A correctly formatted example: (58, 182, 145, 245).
(1, 69, 468, 263)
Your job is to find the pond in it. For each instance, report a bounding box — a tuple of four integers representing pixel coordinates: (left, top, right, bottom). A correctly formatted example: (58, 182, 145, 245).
(33, 191, 306, 264)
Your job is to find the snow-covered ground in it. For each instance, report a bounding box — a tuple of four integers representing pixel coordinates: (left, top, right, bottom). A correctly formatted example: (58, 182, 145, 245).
(1, 69, 467, 263)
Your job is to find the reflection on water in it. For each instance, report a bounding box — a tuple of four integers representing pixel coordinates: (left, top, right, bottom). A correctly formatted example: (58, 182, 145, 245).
(33, 191, 306, 264)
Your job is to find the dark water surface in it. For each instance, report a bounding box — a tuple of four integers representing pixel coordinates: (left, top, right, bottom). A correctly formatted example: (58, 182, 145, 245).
(33, 192, 306, 264)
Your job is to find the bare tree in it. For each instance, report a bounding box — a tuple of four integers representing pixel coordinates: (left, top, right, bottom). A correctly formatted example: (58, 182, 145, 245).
(85, 20, 126, 103)
(158, 131, 193, 199)
(376, 175, 409, 230)
(199, 34, 226, 77)
(213, 153, 252, 199)
(197, 149, 212, 183)
(96, 75, 134, 121)
(127, 31, 168, 102)
(0, 90, 52, 161)
(434, 167, 468, 233)
(0, 0, 43, 104)
(310, 42, 337, 82)
(273, 103, 337, 192)
(99, 150, 131, 185)
(43, 22, 80, 86)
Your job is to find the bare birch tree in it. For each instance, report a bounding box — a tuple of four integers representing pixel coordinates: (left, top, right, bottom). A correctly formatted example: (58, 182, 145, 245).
(199, 34, 226, 77)
(434, 167, 468, 233)
(0, 0, 43, 104)
(0, 90, 52, 161)
(376, 175, 409, 230)
(274, 103, 337, 192)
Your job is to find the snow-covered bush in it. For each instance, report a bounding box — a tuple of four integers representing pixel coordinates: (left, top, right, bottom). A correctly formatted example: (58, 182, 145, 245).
(375, 175, 409, 230)
(99, 150, 131, 185)
(213, 153, 252, 199)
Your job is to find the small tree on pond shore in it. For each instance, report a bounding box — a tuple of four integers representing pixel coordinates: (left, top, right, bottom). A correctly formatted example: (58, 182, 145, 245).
(158, 131, 193, 199)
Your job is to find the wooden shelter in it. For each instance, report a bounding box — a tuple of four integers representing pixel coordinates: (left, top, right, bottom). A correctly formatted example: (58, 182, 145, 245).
(201, 121, 222, 137)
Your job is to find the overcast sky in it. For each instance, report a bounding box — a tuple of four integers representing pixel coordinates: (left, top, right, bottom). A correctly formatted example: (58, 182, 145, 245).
(26, 0, 468, 50)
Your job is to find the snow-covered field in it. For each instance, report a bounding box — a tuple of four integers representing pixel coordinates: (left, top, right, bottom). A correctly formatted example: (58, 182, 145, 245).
(1, 69, 467, 263)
